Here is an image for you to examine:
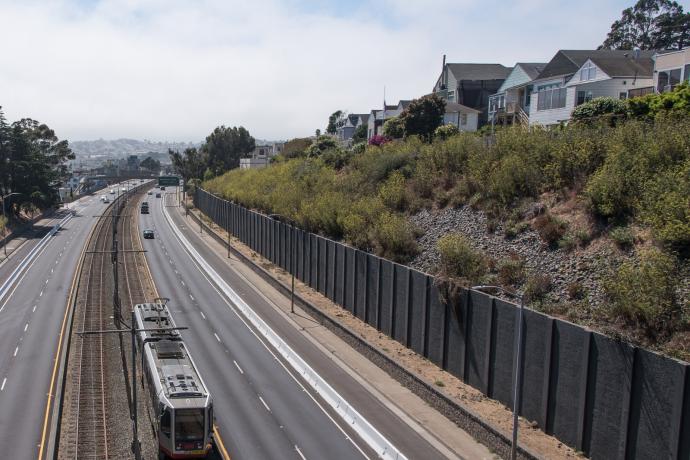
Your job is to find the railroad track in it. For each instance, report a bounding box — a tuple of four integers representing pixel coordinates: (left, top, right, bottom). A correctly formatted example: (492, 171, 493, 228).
(58, 187, 156, 459)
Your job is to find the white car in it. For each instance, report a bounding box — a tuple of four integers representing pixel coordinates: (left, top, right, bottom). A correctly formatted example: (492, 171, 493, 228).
(109, 189, 115, 194)
(102, 196, 110, 203)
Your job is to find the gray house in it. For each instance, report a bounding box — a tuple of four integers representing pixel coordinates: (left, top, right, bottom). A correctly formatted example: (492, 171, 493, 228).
(433, 57, 512, 127)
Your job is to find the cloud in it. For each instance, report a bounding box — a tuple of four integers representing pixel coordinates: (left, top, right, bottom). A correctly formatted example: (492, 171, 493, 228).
(0, 0, 630, 142)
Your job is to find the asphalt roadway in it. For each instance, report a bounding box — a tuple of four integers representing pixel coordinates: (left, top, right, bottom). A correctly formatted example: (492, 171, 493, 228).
(139, 190, 456, 460)
(0, 192, 115, 459)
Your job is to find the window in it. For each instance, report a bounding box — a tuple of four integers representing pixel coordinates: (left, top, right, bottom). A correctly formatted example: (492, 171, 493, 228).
(447, 90, 455, 102)
(576, 90, 593, 106)
(580, 62, 596, 81)
(460, 113, 467, 125)
(537, 87, 567, 111)
(161, 408, 171, 437)
(685, 64, 690, 82)
(658, 68, 682, 92)
(175, 409, 205, 443)
(619, 92, 627, 100)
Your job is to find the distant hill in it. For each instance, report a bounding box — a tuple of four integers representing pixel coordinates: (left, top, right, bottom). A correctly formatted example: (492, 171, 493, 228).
(69, 138, 201, 158)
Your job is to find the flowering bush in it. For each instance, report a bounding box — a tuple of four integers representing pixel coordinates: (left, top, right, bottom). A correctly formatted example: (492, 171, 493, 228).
(368, 134, 391, 147)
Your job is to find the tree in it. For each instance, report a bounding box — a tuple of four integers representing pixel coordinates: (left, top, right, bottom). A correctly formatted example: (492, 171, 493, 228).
(352, 124, 367, 144)
(399, 94, 446, 142)
(571, 97, 629, 125)
(326, 110, 344, 135)
(140, 156, 161, 172)
(382, 116, 405, 139)
(600, 0, 690, 50)
(281, 138, 312, 159)
(306, 135, 339, 157)
(202, 126, 255, 176)
(169, 147, 208, 182)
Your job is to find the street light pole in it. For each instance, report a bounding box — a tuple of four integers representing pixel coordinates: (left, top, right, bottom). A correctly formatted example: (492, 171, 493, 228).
(471, 284, 525, 460)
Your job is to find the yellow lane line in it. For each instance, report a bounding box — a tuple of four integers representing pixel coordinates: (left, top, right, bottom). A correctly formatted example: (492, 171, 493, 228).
(214, 424, 232, 460)
(37, 210, 96, 459)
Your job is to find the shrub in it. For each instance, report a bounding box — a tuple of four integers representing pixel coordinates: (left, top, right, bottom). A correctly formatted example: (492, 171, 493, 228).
(524, 274, 552, 302)
(497, 256, 526, 287)
(571, 97, 628, 125)
(368, 134, 391, 147)
(437, 233, 487, 284)
(307, 135, 339, 157)
(575, 228, 593, 247)
(558, 234, 577, 251)
(383, 116, 405, 139)
(434, 123, 459, 141)
(320, 148, 352, 170)
(372, 212, 418, 262)
(609, 226, 634, 249)
(378, 171, 409, 211)
(532, 213, 567, 246)
(351, 142, 366, 155)
(604, 247, 680, 336)
(567, 281, 585, 300)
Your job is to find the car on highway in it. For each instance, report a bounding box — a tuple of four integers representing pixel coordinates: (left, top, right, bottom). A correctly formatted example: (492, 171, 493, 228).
(156, 192, 161, 198)
(147, 191, 153, 195)
(143, 229, 154, 239)
(102, 196, 110, 203)
(109, 189, 115, 194)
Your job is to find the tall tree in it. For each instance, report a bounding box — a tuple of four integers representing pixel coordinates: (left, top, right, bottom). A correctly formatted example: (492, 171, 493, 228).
(326, 110, 344, 135)
(169, 147, 208, 182)
(601, 0, 690, 50)
(140, 156, 161, 172)
(399, 94, 446, 142)
(202, 126, 255, 176)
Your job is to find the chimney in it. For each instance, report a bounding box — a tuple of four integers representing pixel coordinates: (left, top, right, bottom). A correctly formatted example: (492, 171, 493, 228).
(442, 54, 447, 90)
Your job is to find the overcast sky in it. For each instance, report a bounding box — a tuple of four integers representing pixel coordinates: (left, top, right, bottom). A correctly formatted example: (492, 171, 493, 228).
(0, 0, 669, 142)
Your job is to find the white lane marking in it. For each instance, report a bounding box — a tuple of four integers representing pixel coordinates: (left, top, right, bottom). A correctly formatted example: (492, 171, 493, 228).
(1, 378, 5, 391)
(45, 279, 48, 285)
(13, 347, 18, 357)
(259, 396, 271, 412)
(199, 311, 206, 320)
(24, 323, 28, 332)
(32, 306, 36, 313)
(295, 445, 307, 460)
(51, 268, 54, 273)
(233, 360, 244, 374)
(180, 280, 185, 286)
(39, 291, 43, 297)
(189, 294, 194, 301)
(214, 333, 221, 343)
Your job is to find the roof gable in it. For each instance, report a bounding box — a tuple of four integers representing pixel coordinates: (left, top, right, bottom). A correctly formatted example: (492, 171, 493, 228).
(498, 62, 547, 92)
(536, 49, 656, 81)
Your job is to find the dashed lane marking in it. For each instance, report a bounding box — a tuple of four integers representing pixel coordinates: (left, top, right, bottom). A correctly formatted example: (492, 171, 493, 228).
(189, 294, 194, 301)
(259, 396, 271, 412)
(24, 323, 28, 332)
(1, 378, 5, 391)
(199, 311, 206, 320)
(13, 346, 18, 357)
(295, 445, 307, 460)
(214, 333, 221, 343)
(233, 360, 244, 375)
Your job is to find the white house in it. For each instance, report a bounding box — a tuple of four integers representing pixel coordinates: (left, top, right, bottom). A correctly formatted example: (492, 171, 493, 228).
(654, 47, 690, 93)
(529, 50, 655, 126)
(488, 62, 546, 126)
(443, 102, 480, 132)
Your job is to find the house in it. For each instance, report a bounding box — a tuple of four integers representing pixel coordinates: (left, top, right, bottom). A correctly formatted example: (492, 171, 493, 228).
(488, 62, 546, 126)
(433, 56, 512, 127)
(529, 50, 655, 126)
(443, 102, 480, 132)
(367, 104, 400, 139)
(239, 143, 283, 169)
(336, 114, 369, 142)
(653, 47, 690, 93)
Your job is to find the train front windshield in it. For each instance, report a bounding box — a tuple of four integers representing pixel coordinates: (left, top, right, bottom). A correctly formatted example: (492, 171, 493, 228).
(175, 409, 205, 446)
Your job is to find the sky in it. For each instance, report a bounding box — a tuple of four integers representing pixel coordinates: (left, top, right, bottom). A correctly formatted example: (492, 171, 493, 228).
(0, 0, 677, 142)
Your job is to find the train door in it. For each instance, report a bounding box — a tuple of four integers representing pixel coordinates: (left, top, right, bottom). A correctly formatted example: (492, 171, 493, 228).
(159, 406, 173, 457)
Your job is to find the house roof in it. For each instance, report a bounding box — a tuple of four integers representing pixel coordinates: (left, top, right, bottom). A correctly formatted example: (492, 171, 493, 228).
(358, 114, 370, 124)
(536, 50, 656, 80)
(589, 54, 654, 77)
(397, 100, 412, 110)
(446, 63, 512, 81)
(444, 102, 481, 114)
(517, 62, 548, 80)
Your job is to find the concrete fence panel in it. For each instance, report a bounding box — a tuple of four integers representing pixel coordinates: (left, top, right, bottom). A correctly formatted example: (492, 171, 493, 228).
(489, 299, 517, 408)
(393, 264, 409, 345)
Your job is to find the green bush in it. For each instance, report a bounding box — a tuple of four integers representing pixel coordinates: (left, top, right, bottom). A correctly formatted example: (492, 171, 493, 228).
(434, 123, 459, 141)
(372, 212, 418, 262)
(379, 170, 408, 211)
(383, 116, 405, 139)
(497, 256, 526, 286)
(437, 233, 487, 283)
(604, 247, 681, 336)
(571, 97, 628, 124)
(609, 226, 634, 249)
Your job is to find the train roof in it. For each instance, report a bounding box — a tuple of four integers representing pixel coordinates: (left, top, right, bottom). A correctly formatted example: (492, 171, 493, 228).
(149, 339, 209, 401)
(135, 302, 181, 342)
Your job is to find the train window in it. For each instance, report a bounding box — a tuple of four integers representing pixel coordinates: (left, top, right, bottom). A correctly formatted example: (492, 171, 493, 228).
(161, 408, 171, 436)
(175, 409, 204, 443)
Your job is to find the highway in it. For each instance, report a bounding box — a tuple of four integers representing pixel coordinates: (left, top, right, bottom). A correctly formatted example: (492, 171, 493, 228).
(0, 184, 138, 459)
(140, 190, 456, 460)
